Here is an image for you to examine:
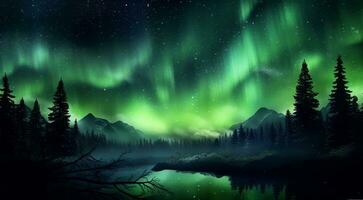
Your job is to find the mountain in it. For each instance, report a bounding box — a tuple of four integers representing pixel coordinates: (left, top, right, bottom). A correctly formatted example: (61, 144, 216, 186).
(230, 107, 285, 130)
(230, 105, 331, 131)
(78, 113, 142, 142)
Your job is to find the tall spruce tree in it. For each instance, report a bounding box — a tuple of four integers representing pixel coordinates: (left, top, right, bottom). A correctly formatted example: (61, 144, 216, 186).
(47, 80, 71, 157)
(285, 110, 293, 147)
(293, 60, 320, 147)
(16, 98, 27, 131)
(29, 99, 45, 157)
(29, 99, 43, 136)
(0, 74, 16, 157)
(15, 98, 27, 155)
(351, 96, 360, 149)
(70, 119, 80, 155)
(285, 110, 295, 148)
(328, 56, 353, 148)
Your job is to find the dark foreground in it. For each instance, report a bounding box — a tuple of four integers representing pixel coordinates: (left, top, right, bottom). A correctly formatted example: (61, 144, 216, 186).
(1, 152, 363, 200)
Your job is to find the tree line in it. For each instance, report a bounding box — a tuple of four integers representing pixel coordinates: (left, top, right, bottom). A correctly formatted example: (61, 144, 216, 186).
(0, 77, 80, 160)
(0, 76, 169, 200)
(0, 56, 362, 158)
(230, 56, 363, 154)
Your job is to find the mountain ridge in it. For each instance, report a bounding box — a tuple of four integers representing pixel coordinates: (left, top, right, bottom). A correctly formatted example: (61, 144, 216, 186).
(78, 113, 142, 142)
(230, 105, 331, 131)
(230, 107, 285, 130)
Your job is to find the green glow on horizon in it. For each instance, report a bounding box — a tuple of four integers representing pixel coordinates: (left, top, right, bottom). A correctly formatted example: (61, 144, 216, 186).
(1, 1, 363, 136)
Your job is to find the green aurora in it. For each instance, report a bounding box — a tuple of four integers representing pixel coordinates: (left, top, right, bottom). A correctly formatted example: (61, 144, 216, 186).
(0, 0, 363, 136)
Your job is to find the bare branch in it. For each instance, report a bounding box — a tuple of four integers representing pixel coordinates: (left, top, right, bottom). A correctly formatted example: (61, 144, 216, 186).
(60, 152, 128, 175)
(60, 146, 98, 168)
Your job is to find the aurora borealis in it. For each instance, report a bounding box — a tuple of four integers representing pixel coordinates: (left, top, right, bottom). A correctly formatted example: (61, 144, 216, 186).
(0, 0, 363, 136)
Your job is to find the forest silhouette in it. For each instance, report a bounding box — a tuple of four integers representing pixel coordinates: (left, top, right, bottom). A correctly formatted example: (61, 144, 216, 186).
(0, 56, 363, 200)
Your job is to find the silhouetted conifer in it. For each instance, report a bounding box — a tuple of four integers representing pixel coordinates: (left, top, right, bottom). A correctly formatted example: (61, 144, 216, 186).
(69, 119, 80, 154)
(328, 56, 353, 148)
(29, 99, 45, 158)
(285, 110, 295, 148)
(0, 74, 16, 158)
(293, 60, 320, 148)
(15, 98, 27, 156)
(231, 129, 238, 145)
(47, 80, 71, 157)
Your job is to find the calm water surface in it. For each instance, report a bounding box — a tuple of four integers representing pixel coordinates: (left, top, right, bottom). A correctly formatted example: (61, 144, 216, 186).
(117, 164, 362, 200)
(149, 170, 285, 200)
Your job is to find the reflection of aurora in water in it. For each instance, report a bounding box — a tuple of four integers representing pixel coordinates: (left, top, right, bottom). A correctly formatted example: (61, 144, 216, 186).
(1, 0, 363, 136)
(146, 170, 285, 200)
(138, 170, 361, 200)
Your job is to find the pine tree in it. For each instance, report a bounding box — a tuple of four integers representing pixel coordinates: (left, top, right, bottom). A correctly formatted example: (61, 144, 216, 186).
(47, 80, 71, 157)
(70, 119, 80, 154)
(15, 98, 28, 156)
(29, 99, 45, 157)
(29, 99, 43, 136)
(350, 96, 360, 151)
(293, 60, 320, 147)
(285, 110, 295, 148)
(0, 74, 16, 158)
(16, 98, 27, 129)
(328, 56, 353, 148)
(351, 96, 359, 114)
(231, 129, 238, 145)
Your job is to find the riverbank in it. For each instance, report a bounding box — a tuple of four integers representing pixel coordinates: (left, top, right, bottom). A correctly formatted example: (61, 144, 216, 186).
(152, 152, 363, 178)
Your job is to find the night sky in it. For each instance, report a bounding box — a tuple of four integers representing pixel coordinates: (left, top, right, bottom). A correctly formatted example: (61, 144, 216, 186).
(0, 0, 362, 136)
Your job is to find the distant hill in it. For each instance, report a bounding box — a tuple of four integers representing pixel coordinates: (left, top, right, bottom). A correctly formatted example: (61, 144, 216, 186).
(78, 113, 142, 142)
(230, 105, 331, 131)
(230, 107, 285, 130)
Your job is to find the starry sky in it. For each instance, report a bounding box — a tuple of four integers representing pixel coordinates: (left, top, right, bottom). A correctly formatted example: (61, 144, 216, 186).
(0, 0, 362, 136)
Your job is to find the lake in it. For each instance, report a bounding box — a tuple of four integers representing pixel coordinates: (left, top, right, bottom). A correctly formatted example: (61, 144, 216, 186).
(117, 163, 362, 200)
(104, 151, 363, 200)
(116, 164, 286, 200)
(149, 170, 286, 200)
